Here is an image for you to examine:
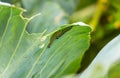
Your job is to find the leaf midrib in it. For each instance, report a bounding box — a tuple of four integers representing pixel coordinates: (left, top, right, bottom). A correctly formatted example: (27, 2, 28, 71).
(0, 7, 28, 77)
(0, 7, 11, 47)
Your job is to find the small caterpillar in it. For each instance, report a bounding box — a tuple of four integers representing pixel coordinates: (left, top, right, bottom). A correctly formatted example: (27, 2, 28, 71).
(47, 26, 72, 48)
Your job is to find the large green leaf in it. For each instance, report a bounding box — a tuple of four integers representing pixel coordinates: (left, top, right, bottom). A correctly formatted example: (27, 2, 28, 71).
(0, 2, 91, 78)
(79, 35, 120, 78)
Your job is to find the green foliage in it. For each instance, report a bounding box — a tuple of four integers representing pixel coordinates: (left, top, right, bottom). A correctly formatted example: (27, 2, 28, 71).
(26, 2, 68, 34)
(0, 0, 120, 78)
(79, 35, 120, 78)
(21, 0, 79, 15)
(0, 2, 91, 78)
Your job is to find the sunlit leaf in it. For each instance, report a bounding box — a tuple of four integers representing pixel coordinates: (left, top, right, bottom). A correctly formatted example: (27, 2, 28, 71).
(79, 35, 120, 78)
(0, 2, 91, 78)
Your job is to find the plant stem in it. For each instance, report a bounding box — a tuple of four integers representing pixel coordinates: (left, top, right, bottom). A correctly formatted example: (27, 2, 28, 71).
(89, 0, 108, 31)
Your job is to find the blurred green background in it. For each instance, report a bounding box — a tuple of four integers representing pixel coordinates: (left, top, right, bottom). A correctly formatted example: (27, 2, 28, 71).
(1, 0, 120, 73)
